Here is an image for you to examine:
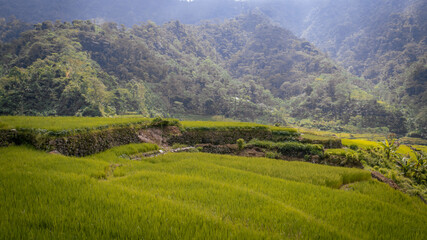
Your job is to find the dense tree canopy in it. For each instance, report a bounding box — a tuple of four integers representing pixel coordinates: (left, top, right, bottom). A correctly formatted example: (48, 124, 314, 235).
(0, 13, 415, 135)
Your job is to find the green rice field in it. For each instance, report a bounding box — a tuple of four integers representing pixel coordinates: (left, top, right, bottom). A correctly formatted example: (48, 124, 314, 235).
(1, 144, 426, 239)
(0, 116, 150, 131)
(0, 116, 298, 132)
(342, 139, 381, 149)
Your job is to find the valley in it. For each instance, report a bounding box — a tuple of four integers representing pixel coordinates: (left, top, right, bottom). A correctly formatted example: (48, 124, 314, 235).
(0, 0, 426, 238)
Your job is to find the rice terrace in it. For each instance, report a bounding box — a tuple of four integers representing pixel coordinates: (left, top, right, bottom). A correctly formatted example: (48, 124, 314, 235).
(1, 0, 427, 239)
(0, 116, 426, 239)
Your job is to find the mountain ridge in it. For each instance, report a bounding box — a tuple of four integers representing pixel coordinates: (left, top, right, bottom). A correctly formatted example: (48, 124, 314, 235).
(0, 13, 409, 135)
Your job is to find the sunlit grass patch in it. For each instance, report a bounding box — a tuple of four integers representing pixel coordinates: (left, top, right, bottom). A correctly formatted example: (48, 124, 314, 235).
(342, 139, 380, 149)
(0, 145, 426, 239)
(296, 127, 389, 142)
(90, 143, 159, 162)
(326, 148, 357, 155)
(0, 116, 150, 131)
(396, 145, 418, 160)
(413, 145, 427, 153)
(301, 133, 335, 141)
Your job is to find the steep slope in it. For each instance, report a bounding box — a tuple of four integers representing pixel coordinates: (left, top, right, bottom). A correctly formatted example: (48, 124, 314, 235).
(300, 0, 426, 137)
(192, 13, 339, 99)
(0, 19, 282, 121)
(0, 14, 408, 133)
(303, 0, 426, 82)
(192, 13, 407, 133)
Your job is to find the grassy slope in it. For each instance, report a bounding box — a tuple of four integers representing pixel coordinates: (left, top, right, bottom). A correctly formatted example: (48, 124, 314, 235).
(1, 144, 426, 239)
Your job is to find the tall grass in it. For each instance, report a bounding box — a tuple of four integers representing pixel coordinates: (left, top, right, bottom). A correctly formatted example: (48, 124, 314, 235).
(297, 127, 386, 141)
(0, 145, 426, 239)
(0, 116, 150, 131)
(342, 139, 381, 149)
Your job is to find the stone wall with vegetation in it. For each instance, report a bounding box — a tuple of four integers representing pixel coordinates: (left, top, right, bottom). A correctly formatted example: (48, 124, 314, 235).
(0, 118, 182, 156)
(0, 130, 17, 147)
(169, 127, 300, 145)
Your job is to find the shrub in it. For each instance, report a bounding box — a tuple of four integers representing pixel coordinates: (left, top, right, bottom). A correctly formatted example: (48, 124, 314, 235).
(237, 138, 245, 150)
(349, 144, 359, 150)
(265, 151, 280, 159)
(150, 117, 181, 128)
(172, 143, 188, 149)
(247, 140, 323, 157)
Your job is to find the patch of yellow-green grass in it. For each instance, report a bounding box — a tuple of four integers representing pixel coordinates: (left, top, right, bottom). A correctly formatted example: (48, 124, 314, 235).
(301, 133, 335, 141)
(269, 126, 299, 133)
(325, 148, 357, 156)
(396, 145, 418, 160)
(297, 127, 386, 141)
(1, 145, 426, 239)
(89, 143, 160, 162)
(342, 139, 380, 149)
(413, 145, 427, 153)
(0, 116, 150, 131)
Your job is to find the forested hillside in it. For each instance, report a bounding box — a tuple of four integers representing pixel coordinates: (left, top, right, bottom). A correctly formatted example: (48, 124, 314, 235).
(0, 13, 409, 134)
(300, 0, 427, 137)
(1, 0, 425, 136)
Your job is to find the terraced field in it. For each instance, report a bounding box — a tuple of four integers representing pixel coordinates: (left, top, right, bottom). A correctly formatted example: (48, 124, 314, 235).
(0, 116, 150, 131)
(1, 144, 426, 239)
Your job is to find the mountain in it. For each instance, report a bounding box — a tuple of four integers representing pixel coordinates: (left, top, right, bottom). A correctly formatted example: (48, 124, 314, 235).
(0, 13, 408, 134)
(299, 0, 427, 137)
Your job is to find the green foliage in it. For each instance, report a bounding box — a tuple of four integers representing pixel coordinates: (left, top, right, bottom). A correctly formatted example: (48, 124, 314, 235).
(171, 143, 188, 149)
(247, 140, 323, 157)
(349, 144, 358, 150)
(182, 121, 267, 129)
(0, 14, 410, 130)
(150, 117, 181, 128)
(182, 121, 299, 138)
(265, 151, 280, 159)
(236, 138, 245, 150)
(291, 76, 407, 134)
(325, 148, 360, 166)
(325, 148, 357, 156)
(0, 116, 150, 132)
(355, 137, 427, 198)
(0, 2, 423, 135)
(342, 139, 380, 149)
(379, 134, 399, 160)
(395, 156, 415, 178)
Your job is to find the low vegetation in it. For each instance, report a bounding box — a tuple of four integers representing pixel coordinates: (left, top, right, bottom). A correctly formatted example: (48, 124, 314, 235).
(0, 116, 426, 207)
(247, 139, 323, 157)
(0, 115, 150, 131)
(1, 144, 426, 239)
